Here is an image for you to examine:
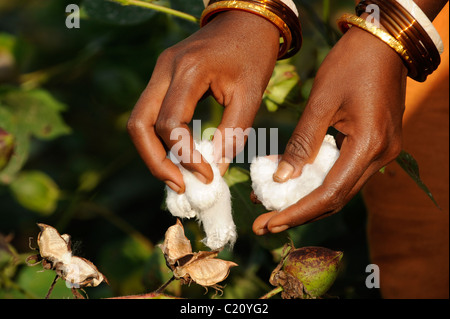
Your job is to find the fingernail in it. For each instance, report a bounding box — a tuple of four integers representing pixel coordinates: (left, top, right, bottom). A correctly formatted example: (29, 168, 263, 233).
(254, 228, 268, 236)
(270, 225, 289, 233)
(193, 171, 208, 184)
(273, 161, 294, 183)
(165, 180, 182, 194)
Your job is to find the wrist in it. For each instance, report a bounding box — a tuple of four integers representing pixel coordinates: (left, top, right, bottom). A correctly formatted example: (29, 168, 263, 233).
(200, 0, 302, 60)
(342, 0, 443, 82)
(409, 0, 448, 20)
(344, 25, 409, 77)
(205, 10, 280, 42)
(203, 0, 299, 16)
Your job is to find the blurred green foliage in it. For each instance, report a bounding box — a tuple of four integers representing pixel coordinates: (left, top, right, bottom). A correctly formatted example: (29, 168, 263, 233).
(0, 0, 381, 299)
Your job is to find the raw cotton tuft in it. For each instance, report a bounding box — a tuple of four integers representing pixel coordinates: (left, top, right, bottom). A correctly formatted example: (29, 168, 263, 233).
(165, 140, 237, 251)
(250, 134, 340, 212)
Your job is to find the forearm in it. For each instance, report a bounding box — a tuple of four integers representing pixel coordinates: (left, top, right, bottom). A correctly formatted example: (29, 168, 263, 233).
(354, 0, 448, 19)
(413, 0, 448, 20)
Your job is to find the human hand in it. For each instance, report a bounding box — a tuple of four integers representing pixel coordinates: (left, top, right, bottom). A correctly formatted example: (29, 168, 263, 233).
(253, 25, 408, 235)
(127, 11, 280, 194)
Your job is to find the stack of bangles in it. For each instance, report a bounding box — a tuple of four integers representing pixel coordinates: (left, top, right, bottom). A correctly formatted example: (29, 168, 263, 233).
(200, 0, 302, 60)
(338, 0, 443, 82)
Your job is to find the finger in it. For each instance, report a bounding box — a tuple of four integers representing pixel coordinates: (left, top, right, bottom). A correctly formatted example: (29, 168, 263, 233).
(252, 211, 277, 235)
(127, 64, 185, 193)
(264, 135, 382, 232)
(273, 96, 334, 183)
(212, 89, 262, 174)
(155, 68, 214, 184)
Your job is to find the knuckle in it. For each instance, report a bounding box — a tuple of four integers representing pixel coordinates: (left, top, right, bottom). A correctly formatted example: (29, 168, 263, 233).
(155, 117, 180, 138)
(157, 46, 177, 65)
(364, 124, 402, 162)
(173, 51, 203, 78)
(284, 131, 314, 162)
(126, 116, 146, 138)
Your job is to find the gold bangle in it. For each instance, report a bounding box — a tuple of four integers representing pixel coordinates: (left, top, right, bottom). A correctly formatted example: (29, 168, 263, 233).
(200, 0, 296, 59)
(337, 13, 413, 70)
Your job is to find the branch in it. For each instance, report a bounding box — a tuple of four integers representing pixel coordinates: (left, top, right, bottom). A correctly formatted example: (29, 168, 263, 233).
(109, 0, 199, 23)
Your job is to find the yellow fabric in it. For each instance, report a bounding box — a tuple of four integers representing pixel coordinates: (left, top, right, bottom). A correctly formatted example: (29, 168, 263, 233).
(362, 3, 449, 299)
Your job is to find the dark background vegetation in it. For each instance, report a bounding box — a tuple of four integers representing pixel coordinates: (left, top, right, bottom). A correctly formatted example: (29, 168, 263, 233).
(0, 0, 380, 299)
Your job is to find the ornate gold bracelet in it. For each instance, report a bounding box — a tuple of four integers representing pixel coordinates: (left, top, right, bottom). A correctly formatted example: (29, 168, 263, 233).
(337, 14, 414, 72)
(200, 0, 302, 60)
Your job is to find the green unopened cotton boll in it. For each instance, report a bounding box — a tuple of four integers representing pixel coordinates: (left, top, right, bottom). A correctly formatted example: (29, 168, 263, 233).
(270, 244, 343, 299)
(9, 171, 60, 215)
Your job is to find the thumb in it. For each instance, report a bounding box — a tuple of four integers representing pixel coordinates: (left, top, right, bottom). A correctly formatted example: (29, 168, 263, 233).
(273, 102, 331, 183)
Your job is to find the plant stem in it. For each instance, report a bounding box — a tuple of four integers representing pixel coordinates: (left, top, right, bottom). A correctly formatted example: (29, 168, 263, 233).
(110, 0, 199, 23)
(155, 275, 176, 294)
(322, 0, 330, 22)
(45, 275, 60, 299)
(260, 286, 283, 299)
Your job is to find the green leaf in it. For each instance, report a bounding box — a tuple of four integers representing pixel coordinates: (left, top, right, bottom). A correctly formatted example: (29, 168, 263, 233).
(99, 236, 152, 295)
(82, 0, 156, 25)
(0, 88, 71, 139)
(9, 170, 61, 215)
(169, 0, 203, 18)
(0, 87, 71, 183)
(396, 150, 440, 208)
(16, 265, 74, 299)
(224, 166, 287, 250)
(263, 62, 301, 112)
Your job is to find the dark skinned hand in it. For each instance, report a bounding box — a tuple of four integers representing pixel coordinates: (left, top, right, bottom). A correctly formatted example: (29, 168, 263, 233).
(252, 25, 408, 235)
(127, 11, 279, 194)
(251, 0, 447, 235)
(252, 0, 448, 235)
(128, 0, 445, 237)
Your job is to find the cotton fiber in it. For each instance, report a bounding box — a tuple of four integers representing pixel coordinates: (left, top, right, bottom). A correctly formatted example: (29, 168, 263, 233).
(165, 140, 237, 251)
(250, 134, 340, 212)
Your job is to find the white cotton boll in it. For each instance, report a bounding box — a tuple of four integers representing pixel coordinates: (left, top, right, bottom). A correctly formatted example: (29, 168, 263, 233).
(165, 140, 237, 250)
(165, 187, 197, 219)
(199, 181, 237, 250)
(250, 134, 340, 212)
(182, 168, 222, 212)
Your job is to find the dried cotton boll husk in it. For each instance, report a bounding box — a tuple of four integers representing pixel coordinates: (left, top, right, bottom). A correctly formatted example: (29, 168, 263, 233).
(158, 219, 193, 267)
(165, 140, 237, 250)
(250, 135, 340, 212)
(159, 220, 238, 291)
(29, 223, 108, 291)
